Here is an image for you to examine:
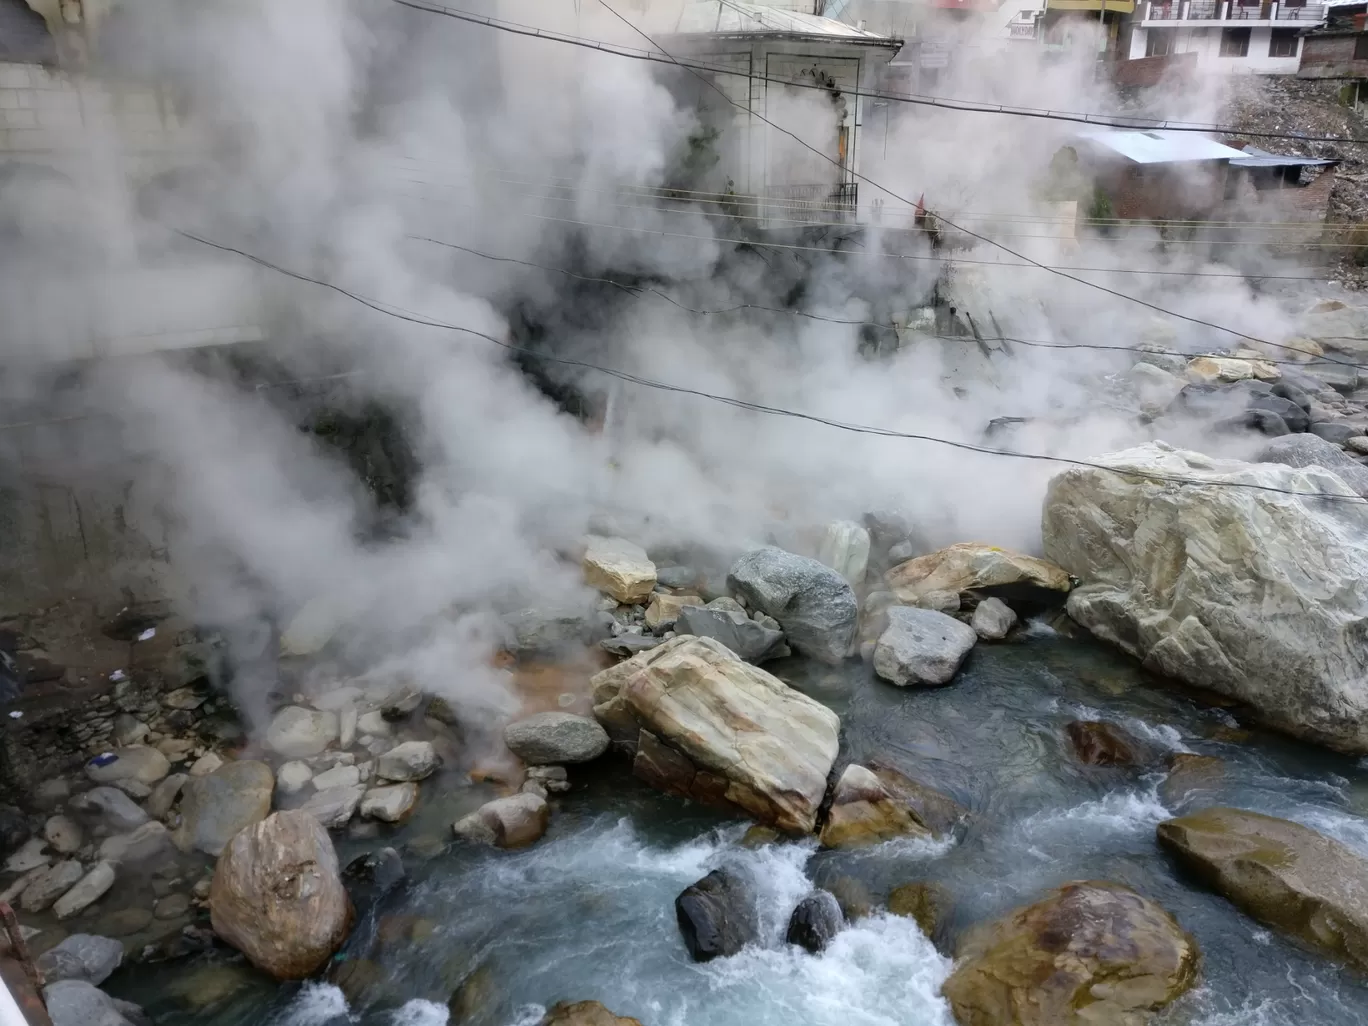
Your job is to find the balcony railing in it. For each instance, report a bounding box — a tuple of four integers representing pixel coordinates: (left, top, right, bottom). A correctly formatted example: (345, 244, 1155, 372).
(1142, 0, 1324, 18)
(1009, 20, 1040, 38)
(1275, 1, 1324, 18)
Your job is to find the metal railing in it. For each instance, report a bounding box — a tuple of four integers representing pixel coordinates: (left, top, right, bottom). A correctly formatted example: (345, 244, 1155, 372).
(1275, 2, 1324, 18)
(1009, 20, 1040, 37)
(763, 182, 858, 212)
(1143, 0, 1325, 18)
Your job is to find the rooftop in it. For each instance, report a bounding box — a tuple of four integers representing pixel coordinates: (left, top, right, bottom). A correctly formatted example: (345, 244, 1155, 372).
(1227, 144, 1339, 168)
(1075, 128, 1248, 164)
(671, 1, 901, 43)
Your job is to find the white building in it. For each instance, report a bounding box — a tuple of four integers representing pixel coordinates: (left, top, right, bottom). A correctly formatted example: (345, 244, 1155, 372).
(1129, 0, 1328, 73)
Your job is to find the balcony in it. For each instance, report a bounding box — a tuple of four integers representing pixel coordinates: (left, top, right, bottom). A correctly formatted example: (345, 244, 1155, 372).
(1009, 19, 1041, 38)
(1140, 0, 1325, 21)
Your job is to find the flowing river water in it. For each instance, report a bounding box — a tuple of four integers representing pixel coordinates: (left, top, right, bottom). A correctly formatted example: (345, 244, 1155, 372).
(106, 621, 1368, 1026)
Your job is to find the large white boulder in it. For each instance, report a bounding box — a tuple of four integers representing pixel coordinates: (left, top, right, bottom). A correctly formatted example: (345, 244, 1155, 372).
(1043, 441, 1368, 753)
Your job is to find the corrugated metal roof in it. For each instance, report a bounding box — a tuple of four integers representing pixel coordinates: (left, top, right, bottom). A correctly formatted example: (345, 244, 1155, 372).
(1228, 145, 1339, 168)
(1075, 128, 1247, 164)
(673, 1, 897, 40)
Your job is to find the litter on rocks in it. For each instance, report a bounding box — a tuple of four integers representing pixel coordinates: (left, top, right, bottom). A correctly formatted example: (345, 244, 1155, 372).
(136, 628, 156, 642)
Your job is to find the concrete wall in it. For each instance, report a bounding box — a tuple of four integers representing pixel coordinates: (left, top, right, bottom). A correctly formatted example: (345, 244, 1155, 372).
(1298, 31, 1368, 76)
(1130, 24, 1304, 72)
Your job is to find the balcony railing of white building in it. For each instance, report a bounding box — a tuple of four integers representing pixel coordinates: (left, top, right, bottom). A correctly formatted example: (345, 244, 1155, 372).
(1142, 0, 1326, 21)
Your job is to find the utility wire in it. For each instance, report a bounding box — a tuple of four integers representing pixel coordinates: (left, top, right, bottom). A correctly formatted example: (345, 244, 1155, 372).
(173, 226, 1368, 505)
(388, 0, 1368, 146)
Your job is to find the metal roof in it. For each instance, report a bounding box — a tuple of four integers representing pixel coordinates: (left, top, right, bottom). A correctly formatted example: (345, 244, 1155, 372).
(673, 1, 898, 41)
(1075, 128, 1248, 164)
(1228, 145, 1339, 168)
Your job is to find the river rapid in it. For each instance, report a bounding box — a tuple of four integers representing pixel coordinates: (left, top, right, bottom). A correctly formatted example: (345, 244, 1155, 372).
(107, 621, 1368, 1026)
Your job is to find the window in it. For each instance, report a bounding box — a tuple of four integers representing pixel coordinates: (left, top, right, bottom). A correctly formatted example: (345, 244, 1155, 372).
(1147, 28, 1176, 56)
(1220, 27, 1251, 57)
(1269, 29, 1299, 57)
(1356, 33, 1368, 60)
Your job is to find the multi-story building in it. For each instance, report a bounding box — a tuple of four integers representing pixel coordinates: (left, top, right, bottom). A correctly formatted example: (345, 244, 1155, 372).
(1129, 0, 1329, 73)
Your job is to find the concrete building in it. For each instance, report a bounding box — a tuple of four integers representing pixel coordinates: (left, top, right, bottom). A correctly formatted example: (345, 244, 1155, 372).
(1298, 21, 1368, 108)
(1129, 0, 1328, 74)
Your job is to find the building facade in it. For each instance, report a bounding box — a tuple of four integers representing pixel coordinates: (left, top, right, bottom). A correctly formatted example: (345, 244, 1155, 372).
(1129, 1, 1328, 73)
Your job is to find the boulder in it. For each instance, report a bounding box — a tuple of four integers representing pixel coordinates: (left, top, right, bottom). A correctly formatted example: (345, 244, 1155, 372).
(589, 636, 840, 833)
(1256, 432, 1368, 496)
(542, 1002, 643, 1026)
(504, 712, 609, 765)
(311, 764, 360, 791)
(85, 746, 170, 786)
(376, 740, 439, 781)
(342, 847, 406, 901)
(815, 520, 871, 586)
(643, 593, 703, 631)
(189, 752, 224, 777)
(453, 793, 549, 848)
(675, 869, 757, 962)
(69, 787, 149, 834)
(1157, 807, 1368, 969)
(276, 761, 313, 796)
(265, 706, 339, 759)
(1066, 720, 1140, 767)
(209, 809, 353, 980)
(885, 542, 1071, 609)
(786, 890, 844, 954)
(941, 882, 1198, 1026)
(4, 837, 49, 874)
(820, 764, 963, 849)
(36, 934, 123, 986)
(20, 860, 86, 912)
(1042, 441, 1368, 754)
(144, 773, 187, 820)
(502, 607, 603, 656)
(1160, 753, 1224, 805)
(873, 606, 977, 687)
(359, 784, 418, 823)
(174, 760, 275, 856)
(42, 980, 135, 1026)
(97, 822, 171, 863)
(727, 547, 858, 664)
(53, 862, 116, 920)
(888, 882, 948, 939)
(299, 785, 365, 829)
(583, 536, 656, 603)
(44, 815, 83, 855)
(970, 597, 1017, 641)
(676, 604, 783, 664)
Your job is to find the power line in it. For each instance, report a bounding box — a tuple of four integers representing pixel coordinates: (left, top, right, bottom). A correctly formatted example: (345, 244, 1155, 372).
(174, 226, 1368, 505)
(388, 0, 1368, 145)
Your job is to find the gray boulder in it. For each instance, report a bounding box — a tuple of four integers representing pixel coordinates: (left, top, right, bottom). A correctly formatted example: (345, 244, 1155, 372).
(675, 868, 758, 962)
(727, 547, 858, 663)
(53, 862, 116, 920)
(265, 706, 338, 759)
(299, 785, 364, 829)
(504, 712, 609, 765)
(677, 604, 783, 663)
(42, 980, 134, 1026)
(69, 787, 149, 834)
(36, 934, 123, 986)
(873, 607, 977, 687)
(971, 597, 1018, 641)
(85, 746, 170, 787)
(376, 741, 440, 781)
(174, 760, 274, 856)
(502, 608, 604, 655)
(1257, 432, 1368, 497)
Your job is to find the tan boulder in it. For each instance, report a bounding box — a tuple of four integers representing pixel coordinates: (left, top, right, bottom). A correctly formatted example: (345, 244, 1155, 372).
(209, 810, 353, 980)
(1157, 806, 1368, 970)
(591, 635, 839, 833)
(453, 793, 549, 849)
(643, 593, 702, 631)
(885, 543, 1070, 606)
(941, 881, 1198, 1026)
(819, 764, 963, 849)
(583, 536, 656, 603)
(542, 1001, 642, 1026)
(1160, 754, 1224, 805)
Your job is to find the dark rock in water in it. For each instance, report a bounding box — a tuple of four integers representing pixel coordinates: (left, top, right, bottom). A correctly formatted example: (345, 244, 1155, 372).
(675, 869, 758, 962)
(727, 547, 857, 664)
(786, 891, 844, 954)
(1249, 394, 1309, 433)
(330, 958, 385, 1007)
(1243, 409, 1289, 437)
(0, 803, 30, 852)
(677, 604, 783, 663)
(1172, 382, 1232, 419)
(342, 847, 406, 905)
(1160, 753, 1225, 805)
(888, 882, 948, 940)
(1066, 720, 1140, 766)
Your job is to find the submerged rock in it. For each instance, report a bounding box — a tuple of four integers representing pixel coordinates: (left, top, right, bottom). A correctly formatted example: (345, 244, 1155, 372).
(1160, 753, 1225, 805)
(1157, 806, 1368, 970)
(174, 760, 274, 856)
(504, 712, 609, 765)
(359, 784, 418, 823)
(885, 542, 1071, 608)
(452, 793, 549, 849)
(583, 536, 657, 604)
(542, 1001, 643, 1026)
(210, 810, 353, 980)
(786, 890, 844, 954)
(20, 860, 85, 912)
(1066, 720, 1141, 767)
(1043, 441, 1368, 754)
(887, 882, 948, 940)
(675, 868, 757, 962)
(941, 881, 1199, 1026)
(873, 606, 977, 687)
(676, 603, 783, 664)
(589, 636, 840, 833)
(727, 547, 858, 664)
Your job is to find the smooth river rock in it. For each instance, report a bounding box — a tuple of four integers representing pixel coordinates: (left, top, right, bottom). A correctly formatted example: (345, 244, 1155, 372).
(265, 706, 339, 759)
(873, 606, 977, 687)
(42, 980, 136, 1026)
(85, 746, 170, 786)
(885, 541, 1071, 607)
(504, 712, 610, 765)
(727, 547, 858, 664)
(453, 793, 549, 849)
(1042, 441, 1368, 754)
(941, 881, 1199, 1026)
(53, 862, 116, 920)
(376, 741, 439, 781)
(675, 868, 757, 962)
(174, 760, 275, 856)
(542, 1002, 643, 1026)
(583, 536, 656, 603)
(1157, 806, 1368, 970)
(970, 597, 1017, 641)
(786, 890, 844, 954)
(36, 934, 124, 986)
(210, 810, 353, 980)
(590, 635, 840, 833)
(820, 764, 963, 849)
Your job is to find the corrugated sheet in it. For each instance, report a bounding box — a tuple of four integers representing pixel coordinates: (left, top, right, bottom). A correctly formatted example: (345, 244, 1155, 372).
(674, 1, 894, 39)
(1228, 145, 1339, 168)
(1075, 128, 1247, 164)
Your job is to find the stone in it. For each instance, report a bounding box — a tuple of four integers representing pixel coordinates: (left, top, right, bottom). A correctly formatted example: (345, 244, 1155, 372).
(827, 877, 874, 921)
(1066, 720, 1140, 766)
(941, 881, 1198, 1026)
(0, 866, 46, 905)
(68, 788, 150, 834)
(359, 784, 418, 823)
(162, 686, 207, 710)
(1187, 355, 1257, 383)
(112, 715, 149, 747)
(265, 706, 339, 759)
(1257, 431, 1368, 497)
(53, 862, 116, 919)
(542, 1002, 642, 1026)
(1311, 420, 1365, 444)
(85, 746, 170, 787)
(727, 547, 858, 664)
(815, 520, 871, 586)
(590, 636, 840, 833)
(5, 836, 50, 874)
(188, 752, 224, 777)
(888, 882, 947, 938)
(155, 738, 195, 760)
(110, 780, 153, 800)
(280, 596, 341, 657)
(299, 786, 365, 829)
(154, 893, 191, 920)
(342, 847, 406, 899)
(873, 606, 977, 687)
(819, 764, 962, 849)
(1043, 441, 1368, 753)
(655, 566, 698, 589)
(453, 793, 549, 848)
(1157, 806, 1368, 969)
(36, 934, 123, 986)
(97, 822, 171, 863)
(144, 773, 187, 820)
(643, 593, 703, 631)
(676, 604, 784, 664)
(1248, 393, 1309, 433)
(44, 815, 83, 855)
(311, 764, 361, 791)
(1129, 361, 1187, 408)
(504, 713, 609, 765)
(599, 634, 665, 657)
(675, 868, 757, 962)
(20, 860, 86, 912)
(583, 536, 657, 603)
(174, 760, 275, 857)
(379, 686, 423, 720)
(210, 810, 352, 980)
(276, 761, 313, 796)
(356, 710, 391, 737)
(376, 740, 440, 781)
(338, 704, 358, 748)
(970, 597, 1017, 640)
(93, 908, 153, 937)
(786, 890, 843, 954)
(42, 980, 134, 1026)
(885, 542, 1071, 607)
(1161, 754, 1225, 804)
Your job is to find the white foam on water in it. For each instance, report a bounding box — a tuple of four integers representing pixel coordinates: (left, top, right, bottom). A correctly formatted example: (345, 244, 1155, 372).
(276, 983, 352, 1026)
(1020, 618, 1059, 638)
(1016, 786, 1170, 840)
(390, 1000, 449, 1026)
(1287, 806, 1368, 858)
(1062, 704, 1190, 753)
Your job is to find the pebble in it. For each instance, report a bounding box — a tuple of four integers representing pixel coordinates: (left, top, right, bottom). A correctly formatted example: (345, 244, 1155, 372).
(1347, 436, 1368, 455)
(154, 894, 191, 920)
